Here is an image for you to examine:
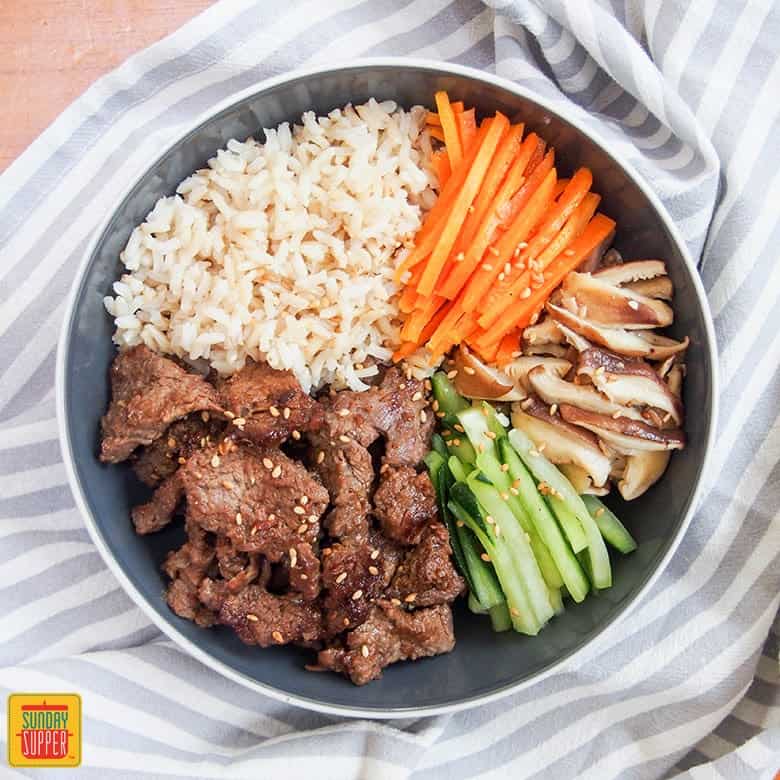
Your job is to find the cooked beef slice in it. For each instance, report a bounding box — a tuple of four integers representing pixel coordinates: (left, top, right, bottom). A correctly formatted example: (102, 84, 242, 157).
(162, 519, 217, 626)
(373, 465, 438, 545)
(181, 441, 328, 558)
(131, 472, 184, 535)
(133, 416, 224, 487)
(309, 368, 432, 539)
(101, 345, 222, 463)
(286, 542, 321, 601)
(310, 437, 375, 538)
(317, 601, 455, 685)
(386, 523, 465, 608)
(218, 361, 323, 445)
(321, 529, 402, 635)
(198, 580, 323, 647)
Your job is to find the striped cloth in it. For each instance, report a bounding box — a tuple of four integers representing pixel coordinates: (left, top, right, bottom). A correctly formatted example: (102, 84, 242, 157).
(1, 0, 778, 777)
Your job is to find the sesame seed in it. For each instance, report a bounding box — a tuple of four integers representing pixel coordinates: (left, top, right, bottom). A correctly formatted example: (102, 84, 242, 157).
(484, 430, 497, 440)
(468, 205, 475, 213)
(263, 458, 274, 469)
(595, 507, 606, 518)
(224, 411, 235, 420)
(317, 451, 325, 464)
(352, 589, 363, 600)
(501, 463, 510, 472)
(500, 492, 509, 501)
(512, 478, 522, 488)
(482, 263, 493, 272)
(495, 525, 502, 536)
(456, 252, 465, 262)
(518, 242, 528, 249)
(211, 454, 221, 468)
(250, 525, 259, 536)
(322, 548, 332, 557)
(391, 598, 402, 606)
(222, 480, 234, 490)
(420, 410, 428, 423)
(283, 407, 291, 420)
(250, 476, 256, 486)
(167, 437, 177, 449)
(504, 262, 512, 275)
(293, 506, 306, 515)
(538, 442, 547, 452)
(272, 465, 282, 478)
(309, 514, 318, 523)
(509, 487, 519, 496)
(336, 572, 347, 584)
(432, 399, 440, 411)
(446, 369, 458, 379)
(370, 549, 380, 560)
(456, 520, 465, 528)
(291, 429, 301, 440)
(178, 456, 187, 465)
(232, 417, 246, 427)
(424, 379, 432, 391)
(549, 404, 558, 416)
(300, 495, 309, 506)
(289, 547, 298, 567)
(235, 512, 243, 526)
(272, 631, 284, 643)
(436, 411, 447, 418)
(412, 391, 423, 402)
(612, 410, 623, 419)
(200, 437, 206, 448)
(510, 607, 520, 617)
(498, 272, 505, 281)
(361, 644, 370, 658)
(454, 424, 465, 433)
(338, 408, 351, 417)
(478, 443, 486, 453)
(201, 411, 210, 422)
(520, 287, 532, 299)
(246, 613, 259, 622)
(343, 618, 350, 627)
(339, 434, 351, 444)
(628, 299, 640, 310)
(529, 448, 540, 457)
(269, 405, 280, 417)
(404, 593, 417, 603)
(368, 565, 379, 576)
(480, 553, 491, 562)
(489, 246, 500, 257)
(485, 515, 495, 525)
(451, 438, 461, 447)
(463, 366, 476, 375)
(520, 398, 534, 410)
(297, 523, 308, 534)
(564, 249, 575, 256)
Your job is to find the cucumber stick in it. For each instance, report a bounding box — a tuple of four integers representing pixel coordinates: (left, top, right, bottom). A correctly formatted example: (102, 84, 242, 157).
(507, 429, 612, 589)
(498, 439, 590, 603)
(582, 495, 637, 554)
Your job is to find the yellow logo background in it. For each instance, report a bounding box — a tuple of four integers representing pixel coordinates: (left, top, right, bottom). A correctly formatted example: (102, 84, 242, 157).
(7, 693, 81, 768)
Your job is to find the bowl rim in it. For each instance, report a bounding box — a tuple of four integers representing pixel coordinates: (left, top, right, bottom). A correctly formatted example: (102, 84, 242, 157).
(55, 56, 719, 719)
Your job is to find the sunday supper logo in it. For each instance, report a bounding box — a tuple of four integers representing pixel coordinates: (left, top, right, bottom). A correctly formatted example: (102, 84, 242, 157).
(7, 693, 81, 768)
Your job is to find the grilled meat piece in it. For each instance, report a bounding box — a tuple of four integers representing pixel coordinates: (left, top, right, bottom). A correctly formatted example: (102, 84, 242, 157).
(373, 466, 438, 546)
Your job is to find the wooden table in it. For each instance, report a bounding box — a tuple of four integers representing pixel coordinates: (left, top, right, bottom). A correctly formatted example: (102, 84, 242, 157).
(0, 0, 214, 171)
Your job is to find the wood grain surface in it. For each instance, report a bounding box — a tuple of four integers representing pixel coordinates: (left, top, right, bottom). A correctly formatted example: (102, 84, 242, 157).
(0, 0, 214, 171)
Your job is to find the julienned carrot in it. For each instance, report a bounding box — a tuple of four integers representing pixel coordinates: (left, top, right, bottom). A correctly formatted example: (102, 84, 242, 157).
(456, 108, 478, 152)
(553, 178, 570, 198)
(392, 300, 453, 362)
(495, 330, 521, 366)
(399, 262, 427, 313)
(427, 298, 468, 354)
(402, 294, 447, 343)
(452, 124, 524, 256)
(438, 132, 542, 300)
(498, 144, 552, 229)
(451, 101, 464, 113)
(428, 126, 446, 142)
(392, 341, 419, 361)
(474, 213, 617, 345)
(426, 112, 442, 126)
(431, 150, 451, 187)
(460, 165, 557, 313)
(435, 91, 463, 170)
(394, 121, 493, 281)
(417, 112, 510, 297)
(478, 190, 600, 329)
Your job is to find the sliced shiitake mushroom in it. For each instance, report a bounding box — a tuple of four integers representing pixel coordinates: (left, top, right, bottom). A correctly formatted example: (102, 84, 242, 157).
(453, 344, 522, 400)
(558, 404, 686, 454)
(503, 356, 571, 394)
(592, 260, 667, 285)
(618, 451, 671, 501)
(522, 317, 564, 346)
(559, 463, 610, 496)
(511, 397, 611, 486)
(625, 276, 673, 301)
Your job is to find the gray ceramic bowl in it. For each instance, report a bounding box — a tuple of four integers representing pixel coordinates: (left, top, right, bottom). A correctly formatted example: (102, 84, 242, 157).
(56, 58, 718, 718)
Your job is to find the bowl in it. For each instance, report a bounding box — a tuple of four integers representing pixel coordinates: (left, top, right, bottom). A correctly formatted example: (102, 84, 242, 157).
(56, 58, 718, 718)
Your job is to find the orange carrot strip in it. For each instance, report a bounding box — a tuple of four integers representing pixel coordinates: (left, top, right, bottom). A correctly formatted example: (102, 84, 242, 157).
(435, 91, 463, 170)
(399, 262, 427, 313)
(499, 144, 553, 229)
(393, 121, 493, 282)
(478, 189, 600, 329)
(426, 111, 442, 126)
(476, 213, 617, 343)
(431, 149, 451, 187)
(496, 330, 521, 366)
(392, 341, 419, 361)
(451, 101, 464, 113)
(428, 126, 446, 142)
(402, 295, 446, 343)
(393, 300, 453, 362)
(437, 132, 542, 300)
(417, 112, 510, 297)
(553, 178, 570, 198)
(461, 165, 558, 313)
(456, 108, 478, 153)
(427, 296, 468, 353)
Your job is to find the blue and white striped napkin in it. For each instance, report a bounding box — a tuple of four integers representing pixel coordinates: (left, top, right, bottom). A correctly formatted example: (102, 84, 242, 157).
(1, 1, 778, 777)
